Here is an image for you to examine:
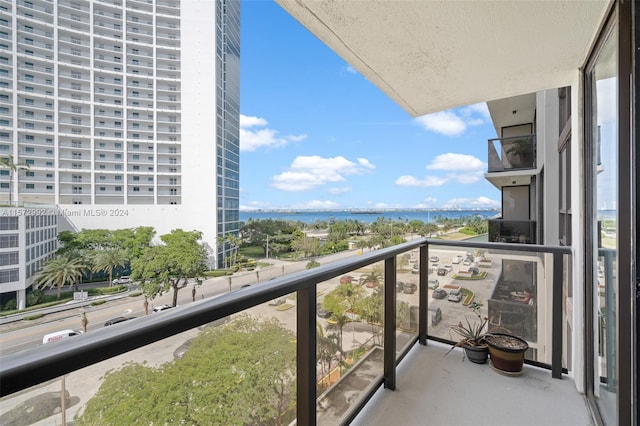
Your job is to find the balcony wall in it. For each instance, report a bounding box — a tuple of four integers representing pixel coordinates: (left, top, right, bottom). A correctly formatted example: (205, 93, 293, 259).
(0, 239, 582, 425)
(488, 218, 536, 244)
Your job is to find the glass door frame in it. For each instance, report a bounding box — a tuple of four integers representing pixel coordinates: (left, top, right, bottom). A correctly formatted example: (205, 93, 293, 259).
(582, 1, 635, 425)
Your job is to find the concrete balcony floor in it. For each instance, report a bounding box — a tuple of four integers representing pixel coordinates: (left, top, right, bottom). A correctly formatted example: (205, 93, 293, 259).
(352, 341, 594, 426)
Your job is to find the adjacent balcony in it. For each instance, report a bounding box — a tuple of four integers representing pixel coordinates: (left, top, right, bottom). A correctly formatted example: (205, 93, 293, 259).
(0, 239, 590, 425)
(488, 135, 536, 173)
(488, 218, 536, 244)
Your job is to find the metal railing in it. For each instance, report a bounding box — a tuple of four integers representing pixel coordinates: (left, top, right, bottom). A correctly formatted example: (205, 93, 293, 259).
(0, 239, 572, 425)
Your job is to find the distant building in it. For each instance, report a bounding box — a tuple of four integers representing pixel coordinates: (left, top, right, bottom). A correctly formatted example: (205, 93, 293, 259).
(0, 206, 57, 309)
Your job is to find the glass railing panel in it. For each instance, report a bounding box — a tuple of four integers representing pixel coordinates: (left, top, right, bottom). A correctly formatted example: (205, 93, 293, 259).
(395, 248, 419, 355)
(1, 309, 298, 425)
(426, 245, 567, 369)
(487, 134, 536, 172)
(315, 263, 384, 425)
(425, 245, 478, 344)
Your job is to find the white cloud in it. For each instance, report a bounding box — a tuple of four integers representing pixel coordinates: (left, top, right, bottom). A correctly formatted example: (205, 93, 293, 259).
(414, 111, 465, 136)
(239, 114, 307, 152)
(426, 153, 486, 172)
(239, 115, 267, 128)
(462, 103, 491, 120)
(396, 153, 486, 188)
(345, 65, 357, 74)
(442, 196, 500, 209)
(414, 197, 438, 208)
(239, 200, 272, 211)
(271, 155, 375, 192)
(395, 175, 449, 187)
(295, 200, 341, 210)
(413, 103, 490, 136)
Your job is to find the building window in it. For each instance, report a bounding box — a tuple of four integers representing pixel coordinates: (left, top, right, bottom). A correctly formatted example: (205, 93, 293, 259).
(0, 268, 19, 283)
(0, 217, 18, 230)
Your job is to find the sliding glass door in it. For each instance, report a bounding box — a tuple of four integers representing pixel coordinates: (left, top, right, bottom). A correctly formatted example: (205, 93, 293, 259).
(584, 3, 634, 425)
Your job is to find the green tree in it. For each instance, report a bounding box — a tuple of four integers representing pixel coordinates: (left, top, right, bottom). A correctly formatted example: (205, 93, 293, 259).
(316, 323, 341, 391)
(291, 231, 320, 259)
(76, 315, 296, 426)
(92, 248, 129, 286)
(132, 229, 207, 307)
(111, 227, 156, 259)
(360, 266, 384, 288)
(0, 155, 30, 205)
(35, 255, 85, 299)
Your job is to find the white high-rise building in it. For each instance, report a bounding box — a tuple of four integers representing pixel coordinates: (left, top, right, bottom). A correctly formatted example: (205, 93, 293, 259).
(0, 0, 240, 268)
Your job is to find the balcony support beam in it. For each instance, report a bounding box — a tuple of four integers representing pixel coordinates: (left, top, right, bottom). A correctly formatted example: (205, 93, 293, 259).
(418, 244, 429, 345)
(297, 286, 317, 425)
(383, 256, 396, 390)
(552, 252, 563, 379)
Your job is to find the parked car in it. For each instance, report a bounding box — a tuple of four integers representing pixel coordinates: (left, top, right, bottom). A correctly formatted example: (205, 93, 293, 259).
(317, 307, 332, 318)
(411, 265, 420, 274)
(268, 298, 286, 306)
(113, 276, 131, 285)
(448, 290, 462, 302)
(428, 279, 440, 290)
(396, 281, 405, 292)
(428, 306, 442, 326)
(463, 258, 473, 266)
(443, 264, 453, 273)
(452, 255, 464, 264)
(403, 282, 417, 294)
(429, 256, 439, 262)
(104, 316, 135, 326)
(340, 275, 354, 284)
(153, 304, 173, 312)
(469, 267, 480, 276)
(437, 268, 448, 276)
(432, 288, 447, 299)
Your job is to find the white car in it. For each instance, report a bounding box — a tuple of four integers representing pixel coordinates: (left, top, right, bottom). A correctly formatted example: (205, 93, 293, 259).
(153, 304, 174, 312)
(452, 255, 464, 264)
(447, 290, 462, 303)
(113, 276, 131, 285)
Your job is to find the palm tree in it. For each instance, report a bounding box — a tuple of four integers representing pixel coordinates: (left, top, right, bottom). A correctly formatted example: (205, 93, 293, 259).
(92, 248, 128, 286)
(36, 255, 85, 299)
(0, 155, 30, 205)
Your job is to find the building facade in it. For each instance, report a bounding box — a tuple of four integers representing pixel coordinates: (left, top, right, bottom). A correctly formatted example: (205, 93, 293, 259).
(0, 206, 57, 309)
(0, 0, 240, 270)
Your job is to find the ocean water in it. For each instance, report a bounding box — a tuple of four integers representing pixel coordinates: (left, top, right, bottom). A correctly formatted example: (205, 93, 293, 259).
(239, 209, 500, 225)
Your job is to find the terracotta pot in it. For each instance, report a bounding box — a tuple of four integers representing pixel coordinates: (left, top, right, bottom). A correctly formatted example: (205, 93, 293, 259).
(484, 333, 529, 374)
(463, 343, 489, 364)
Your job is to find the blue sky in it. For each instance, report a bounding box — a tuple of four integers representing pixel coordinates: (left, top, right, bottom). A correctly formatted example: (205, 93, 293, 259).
(239, 1, 501, 211)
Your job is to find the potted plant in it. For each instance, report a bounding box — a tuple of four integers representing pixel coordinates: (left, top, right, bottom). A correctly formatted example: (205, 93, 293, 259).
(446, 301, 489, 364)
(484, 332, 529, 375)
(505, 137, 535, 168)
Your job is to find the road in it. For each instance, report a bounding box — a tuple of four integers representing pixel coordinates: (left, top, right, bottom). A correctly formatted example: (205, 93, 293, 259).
(0, 245, 503, 425)
(0, 249, 361, 356)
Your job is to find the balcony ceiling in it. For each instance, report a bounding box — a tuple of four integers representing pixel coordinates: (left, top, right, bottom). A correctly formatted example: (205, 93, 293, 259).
(275, 0, 610, 117)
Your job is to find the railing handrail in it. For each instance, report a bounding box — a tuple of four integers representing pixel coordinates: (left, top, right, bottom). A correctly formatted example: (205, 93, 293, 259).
(0, 238, 573, 398)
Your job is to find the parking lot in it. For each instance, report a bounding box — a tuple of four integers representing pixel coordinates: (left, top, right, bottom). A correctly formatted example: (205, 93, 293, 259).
(242, 247, 502, 348)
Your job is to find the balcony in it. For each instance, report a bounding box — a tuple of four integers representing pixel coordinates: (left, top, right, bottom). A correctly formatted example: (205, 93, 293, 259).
(0, 240, 589, 425)
(488, 219, 536, 244)
(487, 135, 536, 173)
